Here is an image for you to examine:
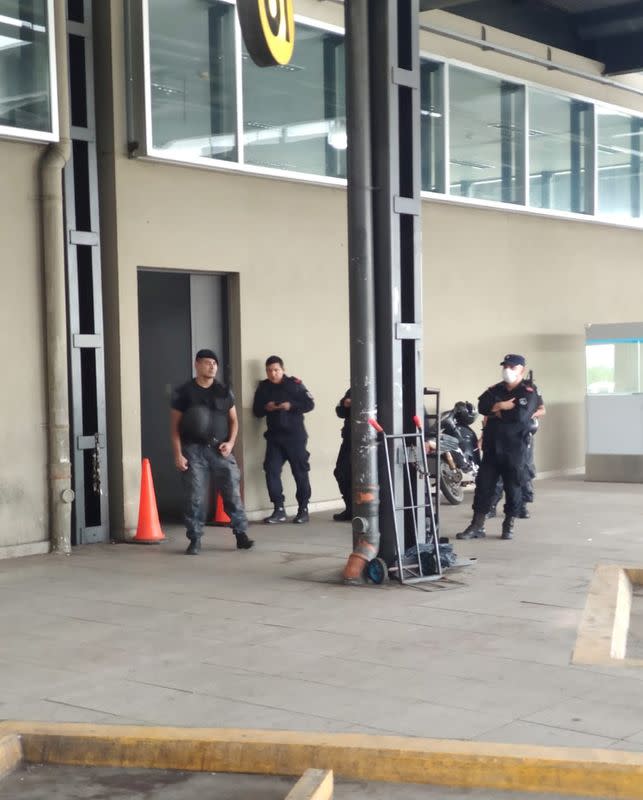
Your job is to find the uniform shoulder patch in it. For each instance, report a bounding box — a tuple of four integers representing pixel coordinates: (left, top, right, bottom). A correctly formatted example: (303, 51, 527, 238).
(292, 377, 302, 384)
(526, 386, 534, 392)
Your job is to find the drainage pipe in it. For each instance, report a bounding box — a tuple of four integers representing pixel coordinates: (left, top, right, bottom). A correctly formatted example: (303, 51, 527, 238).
(342, 0, 380, 582)
(40, 0, 73, 554)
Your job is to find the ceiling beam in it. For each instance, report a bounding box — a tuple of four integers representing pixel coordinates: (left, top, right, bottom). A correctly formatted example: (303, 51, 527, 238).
(575, 1, 643, 40)
(594, 33, 643, 75)
(419, 0, 481, 11)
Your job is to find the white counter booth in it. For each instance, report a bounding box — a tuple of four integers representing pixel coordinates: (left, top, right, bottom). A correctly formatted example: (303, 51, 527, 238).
(586, 322, 643, 482)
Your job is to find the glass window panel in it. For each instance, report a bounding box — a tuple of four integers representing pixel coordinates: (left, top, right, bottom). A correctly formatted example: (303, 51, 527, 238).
(0, 0, 52, 133)
(420, 59, 445, 193)
(242, 23, 346, 178)
(529, 89, 593, 214)
(147, 0, 237, 162)
(449, 67, 525, 204)
(597, 109, 643, 219)
(586, 342, 643, 394)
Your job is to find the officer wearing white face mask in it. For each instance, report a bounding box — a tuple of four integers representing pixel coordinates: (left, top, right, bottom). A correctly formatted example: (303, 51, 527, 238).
(457, 354, 545, 541)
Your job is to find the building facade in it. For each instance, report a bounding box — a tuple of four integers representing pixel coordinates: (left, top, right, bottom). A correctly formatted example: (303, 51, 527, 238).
(3, 0, 643, 557)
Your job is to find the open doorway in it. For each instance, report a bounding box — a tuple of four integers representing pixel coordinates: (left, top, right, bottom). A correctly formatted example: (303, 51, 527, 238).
(137, 270, 230, 520)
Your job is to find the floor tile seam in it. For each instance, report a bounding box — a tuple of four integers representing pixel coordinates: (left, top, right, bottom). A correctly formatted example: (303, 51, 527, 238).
(475, 717, 621, 745)
(516, 713, 643, 740)
(60, 680, 398, 732)
(376, 603, 582, 624)
(126, 667, 513, 721)
(367, 615, 577, 643)
(277, 631, 575, 671)
(404, 600, 585, 622)
(40, 699, 133, 718)
(196, 653, 554, 704)
(236, 640, 561, 678)
(197, 661, 505, 711)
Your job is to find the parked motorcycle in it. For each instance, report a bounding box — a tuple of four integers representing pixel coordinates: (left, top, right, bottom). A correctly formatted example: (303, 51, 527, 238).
(425, 401, 480, 505)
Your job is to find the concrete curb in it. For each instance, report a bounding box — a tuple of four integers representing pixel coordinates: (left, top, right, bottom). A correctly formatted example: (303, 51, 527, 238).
(573, 564, 643, 668)
(285, 769, 333, 800)
(0, 734, 21, 780)
(2, 722, 643, 798)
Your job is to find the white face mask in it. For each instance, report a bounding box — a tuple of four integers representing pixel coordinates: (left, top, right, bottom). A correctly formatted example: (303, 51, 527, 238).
(502, 367, 519, 384)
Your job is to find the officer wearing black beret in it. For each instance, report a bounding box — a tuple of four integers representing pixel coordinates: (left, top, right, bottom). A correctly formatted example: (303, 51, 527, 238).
(253, 355, 315, 524)
(457, 354, 545, 541)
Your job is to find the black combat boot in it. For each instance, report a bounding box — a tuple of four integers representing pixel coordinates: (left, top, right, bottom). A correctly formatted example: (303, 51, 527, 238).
(293, 506, 309, 524)
(518, 505, 530, 519)
(333, 508, 351, 522)
(486, 505, 497, 519)
(501, 515, 515, 539)
(234, 530, 255, 549)
(264, 506, 287, 524)
(456, 511, 487, 540)
(185, 539, 201, 555)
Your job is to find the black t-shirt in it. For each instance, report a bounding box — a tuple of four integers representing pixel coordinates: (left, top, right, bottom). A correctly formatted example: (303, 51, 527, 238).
(252, 375, 314, 440)
(171, 380, 235, 445)
(479, 380, 542, 450)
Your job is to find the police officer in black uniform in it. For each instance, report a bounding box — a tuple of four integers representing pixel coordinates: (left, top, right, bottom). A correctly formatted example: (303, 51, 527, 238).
(253, 355, 315, 524)
(333, 388, 351, 521)
(487, 413, 542, 519)
(171, 349, 254, 555)
(457, 354, 545, 541)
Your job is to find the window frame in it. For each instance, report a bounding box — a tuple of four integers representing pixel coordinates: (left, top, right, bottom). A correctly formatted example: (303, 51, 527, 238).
(420, 51, 643, 228)
(141, 0, 346, 185)
(137, 1, 643, 230)
(0, 0, 59, 143)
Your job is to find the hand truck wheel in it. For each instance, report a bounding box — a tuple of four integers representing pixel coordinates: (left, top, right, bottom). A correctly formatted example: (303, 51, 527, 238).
(366, 557, 389, 585)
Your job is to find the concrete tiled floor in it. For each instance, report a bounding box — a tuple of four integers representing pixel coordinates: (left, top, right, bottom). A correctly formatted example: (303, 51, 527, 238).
(1, 476, 643, 751)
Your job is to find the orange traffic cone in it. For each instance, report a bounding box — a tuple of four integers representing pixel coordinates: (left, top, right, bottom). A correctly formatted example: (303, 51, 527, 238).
(212, 491, 231, 526)
(132, 458, 166, 544)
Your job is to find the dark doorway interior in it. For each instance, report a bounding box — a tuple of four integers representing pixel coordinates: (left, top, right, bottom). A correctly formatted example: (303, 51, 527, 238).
(138, 270, 228, 520)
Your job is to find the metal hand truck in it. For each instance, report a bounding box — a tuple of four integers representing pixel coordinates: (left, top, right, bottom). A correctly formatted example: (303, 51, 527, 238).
(367, 415, 443, 585)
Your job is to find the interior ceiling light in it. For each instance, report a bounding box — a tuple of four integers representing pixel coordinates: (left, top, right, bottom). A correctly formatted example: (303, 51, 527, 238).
(327, 119, 347, 150)
(450, 158, 494, 170)
(0, 34, 27, 52)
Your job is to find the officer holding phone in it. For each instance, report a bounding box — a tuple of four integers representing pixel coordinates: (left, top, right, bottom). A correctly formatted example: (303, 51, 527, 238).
(253, 355, 315, 524)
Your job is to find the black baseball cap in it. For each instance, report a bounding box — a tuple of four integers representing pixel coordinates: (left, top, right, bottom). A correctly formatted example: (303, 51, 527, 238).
(500, 354, 526, 367)
(195, 349, 219, 364)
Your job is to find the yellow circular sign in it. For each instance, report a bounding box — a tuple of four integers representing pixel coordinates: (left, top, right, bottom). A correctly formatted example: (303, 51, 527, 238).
(237, 0, 295, 68)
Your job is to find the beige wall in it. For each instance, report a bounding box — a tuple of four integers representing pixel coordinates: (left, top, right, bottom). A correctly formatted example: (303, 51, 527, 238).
(0, 142, 49, 555)
(98, 2, 643, 537)
(6, 3, 643, 553)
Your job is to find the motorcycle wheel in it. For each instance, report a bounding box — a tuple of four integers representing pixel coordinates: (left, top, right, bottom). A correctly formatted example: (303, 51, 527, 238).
(440, 460, 465, 505)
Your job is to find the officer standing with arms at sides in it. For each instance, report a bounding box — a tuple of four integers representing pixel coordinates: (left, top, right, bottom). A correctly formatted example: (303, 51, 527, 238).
(457, 354, 546, 541)
(253, 356, 315, 525)
(171, 349, 254, 555)
(333, 388, 352, 522)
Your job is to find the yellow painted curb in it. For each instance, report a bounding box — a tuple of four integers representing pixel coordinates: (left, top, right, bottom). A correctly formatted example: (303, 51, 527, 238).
(3, 722, 643, 799)
(285, 768, 333, 800)
(0, 734, 22, 780)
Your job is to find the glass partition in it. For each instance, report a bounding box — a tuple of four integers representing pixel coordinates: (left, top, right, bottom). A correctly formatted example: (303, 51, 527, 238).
(529, 89, 594, 215)
(147, 0, 238, 162)
(0, 0, 54, 136)
(420, 59, 445, 193)
(449, 67, 525, 204)
(586, 340, 642, 394)
(242, 23, 346, 178)
(597, 108, 643, 219)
